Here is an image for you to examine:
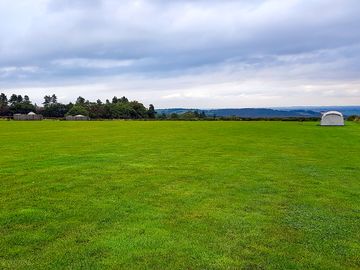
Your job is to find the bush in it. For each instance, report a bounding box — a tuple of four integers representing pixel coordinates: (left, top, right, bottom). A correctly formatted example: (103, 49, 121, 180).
(347, 115, 360, 121)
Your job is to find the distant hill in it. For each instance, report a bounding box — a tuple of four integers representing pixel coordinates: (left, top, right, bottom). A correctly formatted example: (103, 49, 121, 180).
(157, 106, 360, 118)
(157, 108, 320, 118)
(272, 106, 360, 116)
(205, 108, 320, 118)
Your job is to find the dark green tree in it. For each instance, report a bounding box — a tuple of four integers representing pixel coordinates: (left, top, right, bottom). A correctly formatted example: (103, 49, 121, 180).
(9, 94, 35, 114)
(51, 94, 57, 104)
(9, 94, 18, 105)
(76, 96, 85, 105)
(67, 105, 89, 116)
(170, 113, 179, 119)
(120, 96, 129, 103)
(43, 95, 51, 106)
(129, 101, 148, 118)
(148, 104, 156, 119)
(42, 103, 67, 117)
(112, 96, 118, 103)
(0, 93, 9, 116)
(24, 95, 30, 103)
(157, 112, 167, 120)
(17, 95, 23, 103)
(0, 93, 7, 104)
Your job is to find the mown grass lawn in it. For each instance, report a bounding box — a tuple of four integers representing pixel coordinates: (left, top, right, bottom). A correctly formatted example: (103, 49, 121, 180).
(0, 121, 359, 269)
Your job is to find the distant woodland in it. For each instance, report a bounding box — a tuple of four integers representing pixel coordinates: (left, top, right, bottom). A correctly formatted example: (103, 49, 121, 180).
(1, 92, 359, 121)
(0, 93, 156, 119)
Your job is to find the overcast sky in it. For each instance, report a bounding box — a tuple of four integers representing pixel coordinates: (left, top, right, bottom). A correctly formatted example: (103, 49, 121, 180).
(1, 0, 360, 108)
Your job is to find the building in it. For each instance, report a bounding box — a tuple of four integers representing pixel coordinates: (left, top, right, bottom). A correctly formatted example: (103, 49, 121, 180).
(65, 115, 90, 121)
(13, 112, 43, 121)
(320, 111, 344, 126)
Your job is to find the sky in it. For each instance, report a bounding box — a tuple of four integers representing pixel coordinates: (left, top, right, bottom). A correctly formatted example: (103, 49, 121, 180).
(1, 0, 360, 108)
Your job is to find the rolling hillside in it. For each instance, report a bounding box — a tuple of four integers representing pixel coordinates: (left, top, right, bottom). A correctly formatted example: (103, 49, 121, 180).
(157, 106, 360, 118)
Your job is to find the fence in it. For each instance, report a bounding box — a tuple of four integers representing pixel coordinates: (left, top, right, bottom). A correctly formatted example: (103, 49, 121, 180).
(13, 114, 43, 121)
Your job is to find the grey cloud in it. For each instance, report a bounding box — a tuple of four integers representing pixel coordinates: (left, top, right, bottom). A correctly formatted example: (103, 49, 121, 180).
(0, 0, 359, 106)
(47, 0, 102, 11)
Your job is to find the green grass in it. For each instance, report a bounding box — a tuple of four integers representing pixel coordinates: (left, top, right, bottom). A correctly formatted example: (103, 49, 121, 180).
(0, 121, 359, 269)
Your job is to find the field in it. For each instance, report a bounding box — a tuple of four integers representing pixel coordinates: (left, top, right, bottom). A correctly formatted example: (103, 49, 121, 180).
(0, 121, 359, 269)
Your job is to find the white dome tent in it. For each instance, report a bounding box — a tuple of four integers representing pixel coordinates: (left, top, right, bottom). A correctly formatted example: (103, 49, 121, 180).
(65, 114, 89, 121)
(321, 111, 344, 126)
(13, 111, 43, 120)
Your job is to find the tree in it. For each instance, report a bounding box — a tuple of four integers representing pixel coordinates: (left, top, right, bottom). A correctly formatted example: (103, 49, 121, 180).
(87, 102, 106, 119)
(148, 104, 156, 118)
(112, 96, 118, 104)
(42, 103, 68, 117)
(181, 111, 197, 119)
(42, 94, 64, 117)
(170, 113, 179, 119)
(129, 101, 148, 118)
(107, 103, 130, 119)
(0, 93, 7, 104)
(67, 105, 89, 116)
(24, 95, 30, 103)
(120, 96, 129, 103)
(0, 93, 9, 116)
(3, 92, 158, 120)
(9, 94, 18, 105)
(157, 112, 167, 120)
(43, 95, 51, 106)
(76, 96, 85, 105)
(9, 94, 35, 114)
(51, 94, 57, 104)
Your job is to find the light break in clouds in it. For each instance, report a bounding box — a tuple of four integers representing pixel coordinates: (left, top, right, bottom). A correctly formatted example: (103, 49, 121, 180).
(0, 0, 360, 108)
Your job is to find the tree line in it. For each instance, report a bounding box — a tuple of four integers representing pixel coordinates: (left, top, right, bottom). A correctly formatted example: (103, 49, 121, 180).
(0, 93, 156, 119)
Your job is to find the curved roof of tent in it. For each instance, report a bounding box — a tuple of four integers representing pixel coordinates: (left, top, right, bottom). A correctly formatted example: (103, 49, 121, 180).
(322, 111, 343, 117)
(28, 112, 36, 115)
(75, 115, 85, 117)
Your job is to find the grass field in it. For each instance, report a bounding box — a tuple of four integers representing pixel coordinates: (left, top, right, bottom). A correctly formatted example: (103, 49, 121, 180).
(0, 121, 359, 269)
